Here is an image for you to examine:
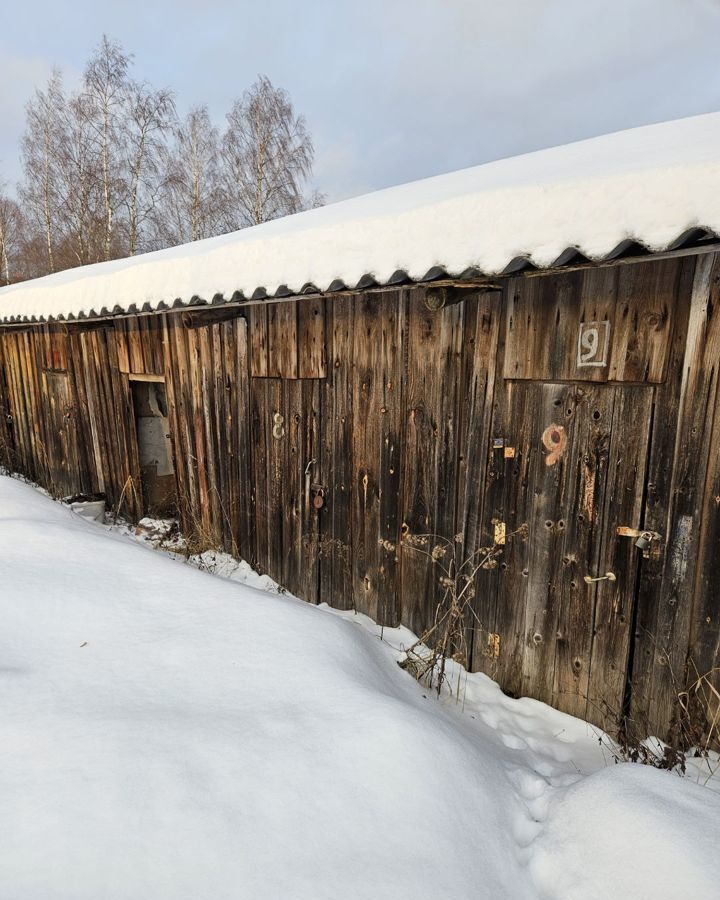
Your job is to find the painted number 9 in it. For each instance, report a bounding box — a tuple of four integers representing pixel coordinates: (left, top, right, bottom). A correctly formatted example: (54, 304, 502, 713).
(577, 321, 610, 368)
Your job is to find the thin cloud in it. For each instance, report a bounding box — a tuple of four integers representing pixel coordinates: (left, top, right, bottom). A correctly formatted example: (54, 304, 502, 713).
(1, 0, 719, 200)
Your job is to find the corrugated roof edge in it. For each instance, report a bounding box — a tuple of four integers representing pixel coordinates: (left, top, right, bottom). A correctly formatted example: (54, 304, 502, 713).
(0, 229, 718, 326)
(3, 110, 720, 325)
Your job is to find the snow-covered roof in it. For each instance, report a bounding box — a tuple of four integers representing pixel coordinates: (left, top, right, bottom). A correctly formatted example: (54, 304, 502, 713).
(2, 111, 720, 324)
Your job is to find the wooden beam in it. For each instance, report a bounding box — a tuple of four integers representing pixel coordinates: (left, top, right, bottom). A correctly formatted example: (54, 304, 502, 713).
(128, 372, 165, 383)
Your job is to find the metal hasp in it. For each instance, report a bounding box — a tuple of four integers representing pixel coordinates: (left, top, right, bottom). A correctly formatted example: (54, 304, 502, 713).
(617, 525, 662, 557)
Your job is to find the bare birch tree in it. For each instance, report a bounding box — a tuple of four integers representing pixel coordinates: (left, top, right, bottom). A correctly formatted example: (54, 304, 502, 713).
(82, 36, 130, 260)
(155, 105, 223, 246)
(220, 75, 315, 229)
(0, 185, 23, 285)
(20, 69, 66, 274)
(56, 93, 104, 268)
(13, 43, 322, 276)
(124, 83, 175, 255)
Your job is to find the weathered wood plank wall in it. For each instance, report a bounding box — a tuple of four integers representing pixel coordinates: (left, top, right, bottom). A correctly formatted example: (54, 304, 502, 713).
(1, 255, 719, 747)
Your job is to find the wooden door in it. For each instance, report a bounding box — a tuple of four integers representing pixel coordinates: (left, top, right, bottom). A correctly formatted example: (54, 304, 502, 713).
(43, 370, 84, 499)
(474, 379, 654, 731)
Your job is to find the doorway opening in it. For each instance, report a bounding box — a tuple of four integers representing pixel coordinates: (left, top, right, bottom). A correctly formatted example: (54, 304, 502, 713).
(130, 376, 177, 518)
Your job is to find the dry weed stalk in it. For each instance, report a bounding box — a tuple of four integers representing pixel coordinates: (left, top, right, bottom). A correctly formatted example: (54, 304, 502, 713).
(112, 474, 142, 521)
(394, 525, 527, 698)
(604, 655, 720, 779)
(678, 664, 720, 760)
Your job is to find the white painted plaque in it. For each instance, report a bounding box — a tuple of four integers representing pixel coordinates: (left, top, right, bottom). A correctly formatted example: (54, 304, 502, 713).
(577, 320, 610, 368)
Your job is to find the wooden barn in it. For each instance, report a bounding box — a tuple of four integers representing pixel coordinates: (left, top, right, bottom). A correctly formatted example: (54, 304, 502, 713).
(1, 113, 720, 748)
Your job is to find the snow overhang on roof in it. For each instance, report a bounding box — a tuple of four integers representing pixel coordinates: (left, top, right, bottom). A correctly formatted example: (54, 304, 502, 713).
(2, 111, 720, 324)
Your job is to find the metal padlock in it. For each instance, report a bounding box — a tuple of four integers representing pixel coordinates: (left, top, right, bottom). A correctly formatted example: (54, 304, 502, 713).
(635, 531, 653, 551)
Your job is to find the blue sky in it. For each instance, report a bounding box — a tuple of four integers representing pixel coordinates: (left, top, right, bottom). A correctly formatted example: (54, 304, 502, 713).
(2, 0, 720, 202)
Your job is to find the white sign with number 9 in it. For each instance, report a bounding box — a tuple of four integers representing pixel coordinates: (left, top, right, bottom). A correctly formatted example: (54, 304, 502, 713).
(577, 320, 610, 368)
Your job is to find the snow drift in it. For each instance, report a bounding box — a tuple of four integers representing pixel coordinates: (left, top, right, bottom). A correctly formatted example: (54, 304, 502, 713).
(0, 474, 718, 899)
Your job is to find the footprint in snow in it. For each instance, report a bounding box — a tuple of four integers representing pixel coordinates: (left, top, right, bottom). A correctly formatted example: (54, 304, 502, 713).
(500, 732, 529, 750)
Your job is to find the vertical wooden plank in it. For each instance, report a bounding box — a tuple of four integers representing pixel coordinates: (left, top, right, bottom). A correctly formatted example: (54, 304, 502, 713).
(346, 291, 404, 623)
(298, 298, 327, 378)
(8, 332, 38, 481)
(90, 331, 122, 506)
(211, 322, 231, 550)
(5, 335, 31, 477)
(186, 326, 211, 535)
(399, 288, 462, 636)
(115, 319, 131, 374)
(267, 301, 298, 379)
(266, 378, 285, 579)
(226, 316, 254, 563)
(585, 385, 654, 732)
(376, 290, 404, 626)
(67, 330, 97, 496)
(0, 338, 15, 470)
(477, 381, 536, 694)
(318, 297, 355, 609)
(454, 290, 501, 667)
(250, 376, 271, 574)
(197, 323, 221, 542)
(126, 317, 145, 375)
(16, 333, 36, 479)
(351, 294, 386, 621)
(16, 331, 40, 481)
(248, 304, 269, 378)
(106, 328, 143, 518)
(250, 375, 287, 579)
(173, 319, 199, 529)
(97, 328, 128, 508)
(162, 315, 187, 525)
(236, 317, 254, 565)
(139, 316, 165, 375)
(300, 377, 321, 603)
(21, 331, 47, 486)
(77, 332, 105, 496)
(281, 378, 303, 594)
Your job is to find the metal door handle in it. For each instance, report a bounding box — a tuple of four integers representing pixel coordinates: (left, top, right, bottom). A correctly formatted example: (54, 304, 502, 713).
(583, 571, 616, 584)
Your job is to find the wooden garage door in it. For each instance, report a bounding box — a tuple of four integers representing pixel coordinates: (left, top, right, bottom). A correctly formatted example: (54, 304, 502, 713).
(474, 378, 654, 731)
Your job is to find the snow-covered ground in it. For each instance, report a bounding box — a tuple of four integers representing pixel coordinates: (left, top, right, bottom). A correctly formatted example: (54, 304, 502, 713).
(1, 473, 719, 899)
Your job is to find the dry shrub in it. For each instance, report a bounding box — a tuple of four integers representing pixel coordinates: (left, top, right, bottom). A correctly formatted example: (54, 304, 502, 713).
(395, 525, 527, 698)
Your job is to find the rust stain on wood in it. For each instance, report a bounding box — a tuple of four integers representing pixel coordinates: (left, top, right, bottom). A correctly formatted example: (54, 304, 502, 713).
(582, 463, 596, 522)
